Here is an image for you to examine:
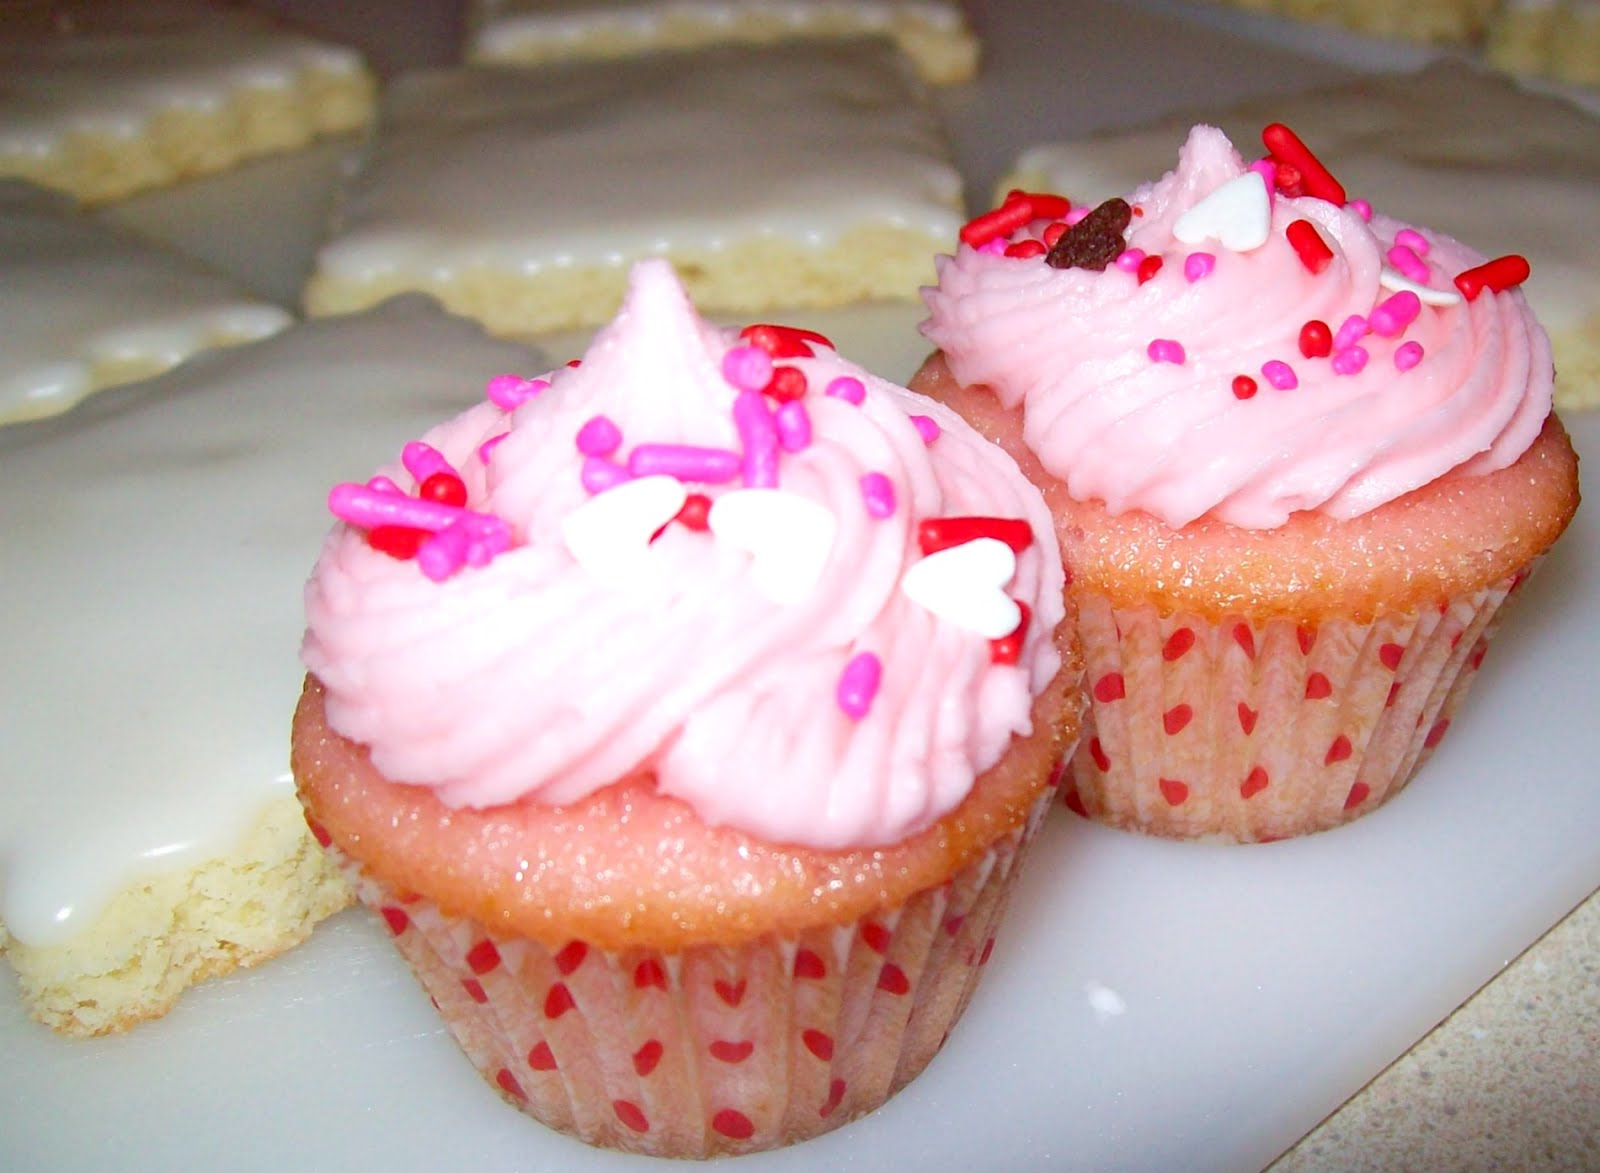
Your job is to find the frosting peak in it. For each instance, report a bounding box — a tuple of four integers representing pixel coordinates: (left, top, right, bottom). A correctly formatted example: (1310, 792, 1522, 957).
(921, 124, 1554, 530)
(303, 261, 1064, 849)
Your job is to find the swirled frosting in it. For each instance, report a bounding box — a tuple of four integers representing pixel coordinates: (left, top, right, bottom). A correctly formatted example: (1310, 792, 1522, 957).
(302, 260, 1063, 849)
(920, 125, 1554, 530)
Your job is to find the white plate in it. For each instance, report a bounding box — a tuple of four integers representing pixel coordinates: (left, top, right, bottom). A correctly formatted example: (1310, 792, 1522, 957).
(5, 2, 1596, 1170)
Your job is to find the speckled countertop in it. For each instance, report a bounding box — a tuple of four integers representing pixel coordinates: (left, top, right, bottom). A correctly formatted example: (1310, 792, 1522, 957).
(1275, 890, 1600, 1170)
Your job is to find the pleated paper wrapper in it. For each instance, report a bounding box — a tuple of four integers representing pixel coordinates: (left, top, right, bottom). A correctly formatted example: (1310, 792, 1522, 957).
(1061, 566, 1532, 842)
(332, 784, 1054, 1158)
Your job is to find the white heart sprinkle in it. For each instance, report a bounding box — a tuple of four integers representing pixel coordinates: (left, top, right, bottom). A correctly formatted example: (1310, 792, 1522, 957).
(708, 488, 836, 605)
(900, 537, 1020, 639)
(560, 474, 686, 583)
(1172, 172, 1272, 253)
(1379, 267, 1462, 306)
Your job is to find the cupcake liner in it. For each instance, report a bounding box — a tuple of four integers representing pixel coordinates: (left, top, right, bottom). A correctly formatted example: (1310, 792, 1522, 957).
(332, 785, 1053, 1158)
(1061, 563, 1534, 842)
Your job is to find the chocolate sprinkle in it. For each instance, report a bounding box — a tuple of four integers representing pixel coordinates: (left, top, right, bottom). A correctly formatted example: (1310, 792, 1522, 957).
(1044, 197, 1133, 271)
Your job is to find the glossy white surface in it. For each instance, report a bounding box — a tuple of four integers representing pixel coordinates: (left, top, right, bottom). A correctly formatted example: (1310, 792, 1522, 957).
(0, 301, 545, 945)
(0, 180, 291, 424)
(3, 0, 1594, 1169)
(2, 429, 1595, 1168)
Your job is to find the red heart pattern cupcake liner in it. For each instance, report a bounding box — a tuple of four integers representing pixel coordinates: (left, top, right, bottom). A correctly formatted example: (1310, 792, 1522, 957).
(332, 785, 1052, 1157)
(1061, 564, 1533, 841)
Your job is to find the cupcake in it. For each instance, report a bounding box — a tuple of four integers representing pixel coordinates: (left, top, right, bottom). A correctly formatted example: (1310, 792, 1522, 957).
(292, 260, 1079, 1156)
(915, 124, 1579, 842)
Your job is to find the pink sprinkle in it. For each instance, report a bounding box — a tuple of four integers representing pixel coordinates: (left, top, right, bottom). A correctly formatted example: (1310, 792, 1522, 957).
(1349, 199, 1373, 223)
(836, 651, 883, 720)
(860, 472, 896, 519)
(581, 456, 631, 494)
(401, 441, 457, 485)
(627, 444, 741, 484)
(1394, 341, 1425, 372)
(1385, 244, 1430, 284)
(415, 518, 508, 582)
(1394, 228, 1430, 257)
(575, 414, 622, 457)
(1184, 252, 1216, 282)
(1369, 290, 1422, 338)
(732, 389, 780, 489)
(485, 373, 547, 410)
(1249, 157, 1278, 187)
(911, 415, 941, 444)
(775, 400, 812, 452)
(332, 481, 406, 525)
(330, 483, 486, 534)
(1333, 314, 1369, 351)
(978, 238, 1007, 256)
(1331, 346, 1369, 375)
(1115, 248, 1146, 272)
(1147, 339, 1186, 364)
(826, 375, 866, 405)
(477, 433, 508, 464)
(1261, 360, 1298, 390)
(1064, 205, 1092, 227)
(416, 524, 469, 582)
(721, 345, 774, 393)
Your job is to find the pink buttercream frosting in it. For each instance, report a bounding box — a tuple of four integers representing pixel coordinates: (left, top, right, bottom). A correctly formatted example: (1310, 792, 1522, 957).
(920, 125, 1554, 529)
(301, 260, 1064, 849)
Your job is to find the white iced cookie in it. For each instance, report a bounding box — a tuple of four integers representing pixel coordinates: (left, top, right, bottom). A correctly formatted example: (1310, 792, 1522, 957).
(467, 0, 979, 84)
(0, 298, 547, 1035)
(0, 0, 376, 205)
(1487, 0, 1600, 88)
(1000, 63, 1600, 409)
(304, 39, 965, 337)
(1198, 0, 1496, 44)
(0, 180, 292, 425)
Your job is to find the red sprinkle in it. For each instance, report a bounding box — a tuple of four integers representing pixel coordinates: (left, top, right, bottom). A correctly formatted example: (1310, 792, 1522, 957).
(1042, 221, 1068, 248)
(1004, 239, 1048, 259)
(1286, 219, 1334, 275)
(1262, 123, 1346, 206)
(916, 516, 1034, 556)
(1272, 161, 1303, 198)
(1004, 189, 1071, 220)
(962, 189, 1077, 247)
(762, 364, 809, 402)
(675, 492, 712, 531)
(959, 198, 1034, 248)
(1454, 254, 1531, 301)
(1298, 319, 1333, 358)
(1136, 254, 1164, 284)
(989, 601, 1031, 665)
(739, 322, 833, 357)
(1231, 375, 1258, 400)
(418, 470, 468, 507)
(367, 525, 428, 559)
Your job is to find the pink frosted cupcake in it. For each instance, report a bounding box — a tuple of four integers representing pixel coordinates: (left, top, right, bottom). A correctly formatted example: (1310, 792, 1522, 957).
(915, 124, 1579, 842)
(292, 261, 1079, 1156)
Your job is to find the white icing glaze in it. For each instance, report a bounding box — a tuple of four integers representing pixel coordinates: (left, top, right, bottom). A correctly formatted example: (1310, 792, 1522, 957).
(1006, 63, 1600, 339)
(0, 180, 292, 424)
(0, 0, 367, 156)
(471, 0, 968, 54)
(0, 299, 546, 946)
(311, 40, 963, 283)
